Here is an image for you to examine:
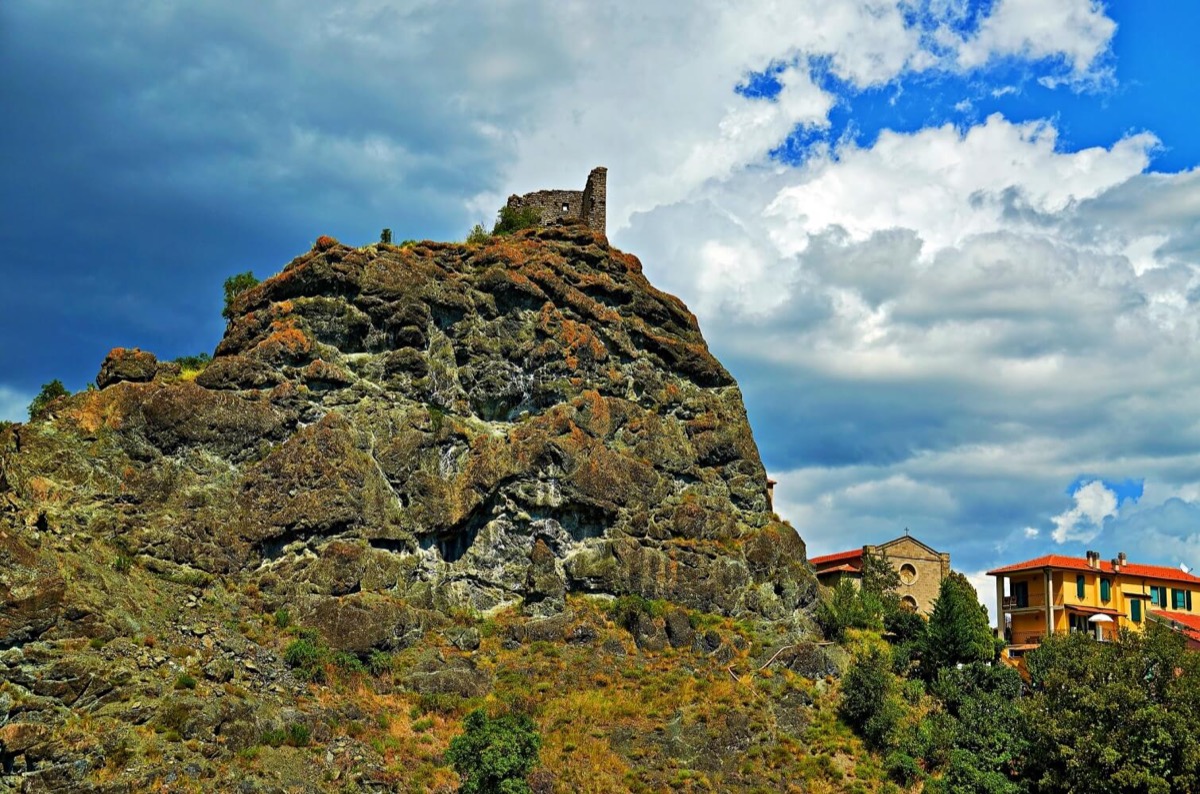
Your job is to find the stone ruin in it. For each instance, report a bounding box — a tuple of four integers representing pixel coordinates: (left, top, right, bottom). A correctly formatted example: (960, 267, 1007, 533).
(505, 166, 607, 235)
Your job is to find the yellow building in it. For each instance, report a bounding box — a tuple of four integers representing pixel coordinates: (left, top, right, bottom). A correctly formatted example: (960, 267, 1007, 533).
(988, 550, 1200, 655)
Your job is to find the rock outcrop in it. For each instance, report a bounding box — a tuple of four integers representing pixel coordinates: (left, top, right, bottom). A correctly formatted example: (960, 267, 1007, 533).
(0, 222, 818, 791)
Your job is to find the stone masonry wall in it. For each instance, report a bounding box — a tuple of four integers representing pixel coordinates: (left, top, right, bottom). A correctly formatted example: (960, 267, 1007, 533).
(506, 167, 607, 235)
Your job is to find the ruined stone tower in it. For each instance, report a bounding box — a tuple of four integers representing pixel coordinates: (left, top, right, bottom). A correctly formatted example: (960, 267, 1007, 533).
(505, 167, 607, 235)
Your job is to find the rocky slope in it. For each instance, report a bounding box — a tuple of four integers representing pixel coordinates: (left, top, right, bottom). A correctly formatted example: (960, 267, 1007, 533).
(0, 223, 833, 792)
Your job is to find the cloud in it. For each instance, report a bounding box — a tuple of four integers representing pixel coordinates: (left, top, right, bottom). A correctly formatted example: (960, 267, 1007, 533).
(953, 0, 1117, 83)
(0, 386, 31, 423)
(1050, 480, 1120, 543)
(1024, 527, 1040, 538)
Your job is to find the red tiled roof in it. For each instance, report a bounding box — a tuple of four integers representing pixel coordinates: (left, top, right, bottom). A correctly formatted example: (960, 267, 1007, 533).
(1149, 610, 1200, 642)
(987, 554, 1200, 584)
(809, 548, 863, 568)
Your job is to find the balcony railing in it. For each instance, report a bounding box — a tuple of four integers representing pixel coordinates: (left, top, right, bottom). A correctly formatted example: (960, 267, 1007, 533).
(1001, 596, 1046, 610)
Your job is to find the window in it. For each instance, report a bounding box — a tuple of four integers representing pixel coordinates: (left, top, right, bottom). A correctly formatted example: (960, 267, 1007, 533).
(899, 563, 918, 585)
(1076, 575, 1085, 599)
(1014, 581, 1029, 608)
(1151, 586, 1164, 606)
(561, 202, 569, 212)
(1100, 579, 1111, 602)
(901, 595, 919, 611)
(1173, 589, 1187, 610)
(1131, 599, 1142, 622)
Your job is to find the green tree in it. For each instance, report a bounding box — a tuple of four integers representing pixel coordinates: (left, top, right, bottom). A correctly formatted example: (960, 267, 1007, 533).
(222, 271, 259, 319)
(380, 227, 392, 244)
(816, 578, 883, 641)
(921, 572, 996, 675)
(1019, 625, 1200, 793)
(861, 550, 902, 616)
(492, 205, 542, 235)
(446, 709, 541, 794)
(28, 379, 69, 420)
(840, 645, 904, 750)
(466, 224, 491, 244)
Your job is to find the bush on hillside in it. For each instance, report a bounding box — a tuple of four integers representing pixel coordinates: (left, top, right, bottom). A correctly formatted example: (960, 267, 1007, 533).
(492, 205, 541, 236)
(446, 708, 542, 794)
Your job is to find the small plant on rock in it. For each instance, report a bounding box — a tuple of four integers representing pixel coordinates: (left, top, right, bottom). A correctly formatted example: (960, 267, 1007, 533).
(28, 379, 69, 421)
(222, 271, 260, 319)
(284, 638, 327, 682)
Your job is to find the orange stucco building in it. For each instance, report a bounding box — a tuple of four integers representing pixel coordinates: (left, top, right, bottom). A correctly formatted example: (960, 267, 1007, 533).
(988, 550, 1200, 655)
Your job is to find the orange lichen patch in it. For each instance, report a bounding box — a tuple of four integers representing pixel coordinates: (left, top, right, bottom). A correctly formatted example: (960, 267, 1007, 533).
(26, 476, 55, 502)
(616, 251, 643, 274)
(560, 318, 608, 369)
(64, 390, 125, 433)
(478, 238, 530, 268)
(314, 235, 339, 251)
(572, 390, 612, 438)
(252, 320, 313, 362)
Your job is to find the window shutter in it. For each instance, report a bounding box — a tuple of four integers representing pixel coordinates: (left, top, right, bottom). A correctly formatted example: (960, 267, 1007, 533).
(1189, 591, 1194, 611)
(1101, 579, 1111, 602)
(1131, 599, 1141, 622)
(1076, 575, 1085, 599)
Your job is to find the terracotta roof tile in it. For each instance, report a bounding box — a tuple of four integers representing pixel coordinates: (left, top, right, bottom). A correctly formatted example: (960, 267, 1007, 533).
(809, 549, 863, 568)
(987, 554, 1200, 584)
(1149, 610, 1200, 642)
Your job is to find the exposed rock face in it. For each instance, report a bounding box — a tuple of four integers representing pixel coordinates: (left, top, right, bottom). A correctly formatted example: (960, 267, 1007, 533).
(7, 223, 812, 623)
(0, 222, 817, 791)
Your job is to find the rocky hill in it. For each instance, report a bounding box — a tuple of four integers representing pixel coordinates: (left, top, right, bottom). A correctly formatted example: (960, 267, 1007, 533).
(0, 224, 869, 793)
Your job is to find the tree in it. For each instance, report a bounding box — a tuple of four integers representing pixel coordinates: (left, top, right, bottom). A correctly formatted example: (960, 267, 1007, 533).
(921, 572, 996, 675)
(840, 645, 904, 750)
(816, 578, 883, 641)
(380, 227, 392, 244)
(222, 271, 259, 319)
(492, 205, 541, 235)
(446, 709, 542, 794)
(28, 380, 69, 420)
(861, 550, 902, 616)
(466, 224, 491, 244)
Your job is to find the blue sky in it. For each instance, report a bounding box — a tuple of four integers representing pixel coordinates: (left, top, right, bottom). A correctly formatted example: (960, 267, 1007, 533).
(4, 1, 1200, 619)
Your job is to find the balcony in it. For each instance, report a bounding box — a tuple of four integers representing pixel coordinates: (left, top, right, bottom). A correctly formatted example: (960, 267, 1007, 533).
(1001, 596, 1046, 611)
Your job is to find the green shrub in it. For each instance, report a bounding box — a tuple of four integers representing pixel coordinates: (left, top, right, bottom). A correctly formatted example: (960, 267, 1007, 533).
(816, 579, 883, 642)
(273, 608, 292, 629)
(112, 555, 133, 574)
(284, 638, 327, 682)
(332, 651, 365, 673)
(287, 723, 310, 747)
(466, 224, 491, 244)
(610, 595, 666, 633)
(380, 228, 392, 244)
(172, 352, 212, 373)
(261, 728, 287, 747)
(367, 650, 393, 676)
(446, 708, 542, 794)
(840, 646, 903, 750)
(222, 271, 260, 319)
(884, 751, 922, 786)
(174, 673, 197, 690)
(492, 205, 542, 236)
(28, 380, 69, 421)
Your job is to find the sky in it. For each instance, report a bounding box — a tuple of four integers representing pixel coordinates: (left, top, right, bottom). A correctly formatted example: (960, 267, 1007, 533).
(4, 0, 1200, 620)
